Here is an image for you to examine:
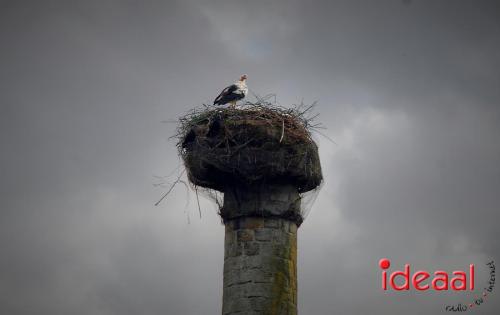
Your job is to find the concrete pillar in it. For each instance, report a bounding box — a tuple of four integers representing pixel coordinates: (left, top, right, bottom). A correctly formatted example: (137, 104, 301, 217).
(221, 185, 300, 315)
(179, 107, 323, 314)
(223, 217, 297, 315)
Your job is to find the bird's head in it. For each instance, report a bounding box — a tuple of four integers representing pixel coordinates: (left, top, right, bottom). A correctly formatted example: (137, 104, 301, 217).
(239, 74, 247, 81)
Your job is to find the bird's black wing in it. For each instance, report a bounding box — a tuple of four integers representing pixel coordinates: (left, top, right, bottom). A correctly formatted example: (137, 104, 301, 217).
(214, 84, 238, 105)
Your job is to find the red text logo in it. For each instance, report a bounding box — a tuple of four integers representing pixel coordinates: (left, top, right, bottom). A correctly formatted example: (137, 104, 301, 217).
(379, 258, 474, 291)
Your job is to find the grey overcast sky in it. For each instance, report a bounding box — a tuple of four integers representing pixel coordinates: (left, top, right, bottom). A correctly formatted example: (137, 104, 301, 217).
(1, 0, 499, 314)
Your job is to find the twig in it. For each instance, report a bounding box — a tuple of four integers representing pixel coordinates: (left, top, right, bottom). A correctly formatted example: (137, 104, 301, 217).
(154, 168, 186, 206)
(312, 129, 338, 145)
(279, 119, 285, 143)
(194, 185, 202, 218)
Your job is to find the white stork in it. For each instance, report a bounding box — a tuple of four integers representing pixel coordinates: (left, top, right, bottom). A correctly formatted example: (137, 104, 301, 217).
(213, 74, 248, 108)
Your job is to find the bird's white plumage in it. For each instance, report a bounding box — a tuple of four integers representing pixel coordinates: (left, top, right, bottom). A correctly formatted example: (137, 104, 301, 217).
(234, 80, 248, 96)
(213, 75, 248, 107)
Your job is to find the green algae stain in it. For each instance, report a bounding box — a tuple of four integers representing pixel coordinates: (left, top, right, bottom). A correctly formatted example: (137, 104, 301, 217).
(266, 231, 297, 315)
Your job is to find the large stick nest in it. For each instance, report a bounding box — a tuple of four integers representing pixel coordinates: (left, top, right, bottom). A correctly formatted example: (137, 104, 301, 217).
(176, 101, 323, 193)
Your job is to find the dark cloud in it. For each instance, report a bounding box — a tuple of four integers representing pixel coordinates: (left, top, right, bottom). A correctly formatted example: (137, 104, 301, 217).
(0, 0, 499, 314)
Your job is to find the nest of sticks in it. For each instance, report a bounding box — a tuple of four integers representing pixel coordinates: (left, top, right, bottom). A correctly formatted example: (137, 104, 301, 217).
(176, 101, 323, 193)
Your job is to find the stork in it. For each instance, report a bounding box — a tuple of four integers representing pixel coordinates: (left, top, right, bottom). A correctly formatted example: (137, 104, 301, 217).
(213, 74, 248, 108)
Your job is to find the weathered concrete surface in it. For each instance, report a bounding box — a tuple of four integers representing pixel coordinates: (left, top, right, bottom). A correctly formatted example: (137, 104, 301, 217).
(222, 217, 297, 315)
(222, 184, 303, 226)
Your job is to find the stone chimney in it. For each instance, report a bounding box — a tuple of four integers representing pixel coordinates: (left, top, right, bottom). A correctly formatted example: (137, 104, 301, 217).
(179, 106, 322, 314)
